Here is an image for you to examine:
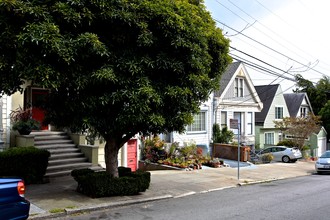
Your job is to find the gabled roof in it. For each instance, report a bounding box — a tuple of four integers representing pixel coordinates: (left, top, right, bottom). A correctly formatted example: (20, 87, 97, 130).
(217, 62, 241, 97)
(283, 93, 313, 117)
(254, 84, 280, 123)
(214, 61, 263, 111)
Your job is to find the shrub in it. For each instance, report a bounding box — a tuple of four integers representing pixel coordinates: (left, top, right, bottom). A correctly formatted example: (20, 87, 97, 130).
(277, 140, 299, 148)
(261, 153, 274, 163)
(118, 166, 132, 177)
(212, 124, 234, 144)
(0, 146, 50, 184)
(71, 168, 151, 198)
(142, 136, 167, 163)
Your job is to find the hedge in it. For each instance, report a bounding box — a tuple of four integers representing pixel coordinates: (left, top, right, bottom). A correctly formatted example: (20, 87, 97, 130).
(71, 168, 151, 198)
(0, 146, 50, 184)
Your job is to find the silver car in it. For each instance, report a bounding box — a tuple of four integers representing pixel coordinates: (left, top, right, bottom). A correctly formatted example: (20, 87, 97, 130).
(315, 151, 330, 174)
(257, 146, 302, 163)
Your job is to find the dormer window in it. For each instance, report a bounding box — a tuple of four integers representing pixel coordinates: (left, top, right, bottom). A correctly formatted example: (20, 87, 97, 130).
(275, 106, 283, 119)
(300, 107, 307, 117)
(234, 78, 243, 97)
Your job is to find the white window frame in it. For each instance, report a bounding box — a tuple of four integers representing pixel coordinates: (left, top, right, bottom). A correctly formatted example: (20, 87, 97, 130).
(265, 132, 274, 145)
(187, 111, 206, 133)
(221, 111, 227, 128)
(247, 112, 253, 135)
(234, 78, 244, 97)
(275, 106, 283, 119)
(300, 107, 307, 117)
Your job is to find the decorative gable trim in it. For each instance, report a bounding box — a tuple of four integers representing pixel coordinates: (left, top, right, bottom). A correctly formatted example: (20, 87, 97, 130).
(218, 62, 263, 111)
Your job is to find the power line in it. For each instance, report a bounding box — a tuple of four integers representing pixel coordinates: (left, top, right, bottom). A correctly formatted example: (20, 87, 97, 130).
(225, 0, 320, 71)
(213, 19, 329, 78)
(229, 46, 296, 80)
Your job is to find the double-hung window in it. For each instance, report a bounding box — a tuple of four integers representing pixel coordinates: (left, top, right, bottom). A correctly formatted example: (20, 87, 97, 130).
(187, 112, 206, 132)
(247, 112, 253, 135)
(221, 111, 227, 128)
(234, 78, 244, 97)
(265, 133, 274, 145)
(300, 107, 307, 117)
(275, 106, 283, 119)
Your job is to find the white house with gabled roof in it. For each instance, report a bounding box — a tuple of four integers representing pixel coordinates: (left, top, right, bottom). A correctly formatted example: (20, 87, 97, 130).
(170, 62, 263, 153)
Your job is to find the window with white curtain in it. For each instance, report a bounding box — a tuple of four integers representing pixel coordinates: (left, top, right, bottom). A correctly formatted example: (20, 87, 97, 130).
(265, 133, 274, 145)
(187, 112, 206, 132)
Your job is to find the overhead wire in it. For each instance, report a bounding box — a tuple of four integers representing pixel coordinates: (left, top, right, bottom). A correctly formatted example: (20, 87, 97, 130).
(226, 0, 320, 71)
(215, 19, 329, 79)
(208, 0, 330, 80)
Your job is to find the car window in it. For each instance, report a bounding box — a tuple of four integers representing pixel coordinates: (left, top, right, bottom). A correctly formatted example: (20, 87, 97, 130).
(261, 148, 271, 154)
(320, 151, 330, 158)
(276, 147, 285, 152)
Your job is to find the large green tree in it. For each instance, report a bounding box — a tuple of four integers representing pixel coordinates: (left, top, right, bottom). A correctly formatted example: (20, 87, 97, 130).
(294, 74, 330, 140)
(0, 0, 231, 176)
(294, 74, 330, 115)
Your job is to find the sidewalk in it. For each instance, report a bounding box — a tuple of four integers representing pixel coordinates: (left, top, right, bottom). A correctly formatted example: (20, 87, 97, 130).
(26, 160, 316, 219)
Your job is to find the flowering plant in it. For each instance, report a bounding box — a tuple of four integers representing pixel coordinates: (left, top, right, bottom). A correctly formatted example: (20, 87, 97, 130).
(10, 106, 40, 135)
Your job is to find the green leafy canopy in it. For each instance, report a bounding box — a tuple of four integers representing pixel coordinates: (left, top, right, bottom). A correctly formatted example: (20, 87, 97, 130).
(1, 0, 231, 175)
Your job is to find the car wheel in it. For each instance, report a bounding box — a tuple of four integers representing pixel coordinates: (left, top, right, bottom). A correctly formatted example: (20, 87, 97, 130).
(282, 156, 290, 163)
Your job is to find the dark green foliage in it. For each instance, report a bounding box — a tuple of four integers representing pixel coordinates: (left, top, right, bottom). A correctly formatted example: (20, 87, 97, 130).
(212, 123, 221, 143)
(277, 140, 299, 148)
(118, 166, 132, 177)
(212, 124, 234, 144)
(319, 100, 330, 141)
(1, 0, 231, 176)
(71, 168, 94, 182)
(294, 75, 330, 139)
(0, 147, 50, 184)
(71, 168, 151, 198)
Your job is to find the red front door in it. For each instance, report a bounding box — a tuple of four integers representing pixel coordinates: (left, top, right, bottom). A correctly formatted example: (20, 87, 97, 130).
(31, 89, 49, 130)
(127, 139, 137, 171)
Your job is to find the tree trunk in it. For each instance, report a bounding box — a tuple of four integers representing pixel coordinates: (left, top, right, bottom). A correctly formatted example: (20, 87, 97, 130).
(104, 138, 120, 177)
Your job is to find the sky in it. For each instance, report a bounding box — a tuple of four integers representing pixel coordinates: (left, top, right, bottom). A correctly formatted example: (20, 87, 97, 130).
(204, 0, 330, 93)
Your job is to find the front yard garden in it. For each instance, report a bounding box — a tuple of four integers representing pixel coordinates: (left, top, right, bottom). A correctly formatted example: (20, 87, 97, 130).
(141, 136, 224, 169)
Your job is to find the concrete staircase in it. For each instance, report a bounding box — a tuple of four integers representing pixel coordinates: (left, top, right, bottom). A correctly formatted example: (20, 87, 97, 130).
(32, 131, 102, 178)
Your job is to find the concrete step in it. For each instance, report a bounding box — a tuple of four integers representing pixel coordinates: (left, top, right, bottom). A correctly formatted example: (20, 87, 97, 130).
(48, 158, 88, 166)
(49, 152, 85, 160)
(36, 144, 77, 150)
(48, 148, 81, 155)
(31, 131, 100, 179)
(46, 162, 93, 172)
(35, 135, 71, 141)
(34, 139, 74, 146)
(45, 166, 104, 178)
(31, 131, 67, 136)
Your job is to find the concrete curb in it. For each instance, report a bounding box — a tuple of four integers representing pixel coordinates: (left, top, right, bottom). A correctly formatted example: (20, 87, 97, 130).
(30, 176, 310, 219)
(29, 195, 173, 219)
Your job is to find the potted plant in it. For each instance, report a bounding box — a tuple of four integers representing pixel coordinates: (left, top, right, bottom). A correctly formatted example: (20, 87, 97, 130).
(10, 106, 41, 135)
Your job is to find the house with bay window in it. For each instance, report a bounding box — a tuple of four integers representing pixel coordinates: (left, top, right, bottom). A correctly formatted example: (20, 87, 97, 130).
(171, 62, 263, 153)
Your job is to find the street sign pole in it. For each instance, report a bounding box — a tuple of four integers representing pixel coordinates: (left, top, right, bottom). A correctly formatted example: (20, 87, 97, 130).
(237, 124, 240, 181)
(230, 119, 240, 180)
